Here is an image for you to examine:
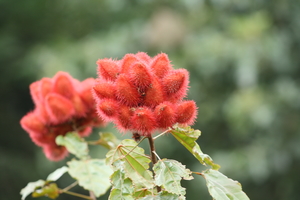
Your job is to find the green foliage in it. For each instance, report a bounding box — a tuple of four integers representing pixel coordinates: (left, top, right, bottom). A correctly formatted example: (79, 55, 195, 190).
(106, 139, 154, 189)
(170, 125, 220, 170)
(153, 159, 193, 196)
(32, 183, 59, 199)
(46, 166, 68, 182)
(97, 132, 121, 150)
(68, 159, 112, 197)
(56, 132, 89, 160)
(21, 180, 46, 200)
(202, 169, 249, 200)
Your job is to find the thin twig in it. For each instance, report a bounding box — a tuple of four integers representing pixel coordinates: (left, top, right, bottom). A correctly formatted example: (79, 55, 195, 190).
(147, 135, 161, 192)
(89, 191, 97, 200)
(61, 181, 78, 192)
(60, 190, 93, 200)
(153, 129, 171, 140)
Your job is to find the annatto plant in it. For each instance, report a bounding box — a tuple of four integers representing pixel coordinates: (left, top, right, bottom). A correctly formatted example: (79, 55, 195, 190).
(20, 52, 250, 200)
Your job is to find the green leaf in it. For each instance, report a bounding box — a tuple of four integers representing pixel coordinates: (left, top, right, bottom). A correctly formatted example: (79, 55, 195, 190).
(132, 189, 152, 199)
(202, 169, 250, 200)
(110, 170, 134, 194)
(20, 180, 45, 200)
(98, 132, 120, 149)
(106, 139, 154, 189)
(170, 125, 220, 170)
(109, 188, 135, 200)
(153, 159, 193, 195)
(138, 191, 182, 200)
(32, 183, 59, 199)
(68, 159, 112, 197)
(46, 166, 68, 182)
(56, 132, 89, 159)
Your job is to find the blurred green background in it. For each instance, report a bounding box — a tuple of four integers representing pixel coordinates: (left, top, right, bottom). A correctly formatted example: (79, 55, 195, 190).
(1, 0, 300, 199)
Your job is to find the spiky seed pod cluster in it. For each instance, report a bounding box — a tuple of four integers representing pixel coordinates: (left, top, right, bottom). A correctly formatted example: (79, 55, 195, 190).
(20, 72, 105, 161)
(93, 52, 197, 136)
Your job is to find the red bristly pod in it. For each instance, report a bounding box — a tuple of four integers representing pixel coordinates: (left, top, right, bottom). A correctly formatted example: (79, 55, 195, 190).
(92, 81, 116, 100)
(97, 99, 119, 121)
(79, 78, 97, 106)
(143, 77, 165, 108)
(162, 68, 189, 102)
(136, 52, 151, 63)
(121, 53, 139, 74)
(39, 78, 53, 102)
(154, 102, 176, 128)
(131, 107, 157, 136)
(115, 74, 141, 106)
(43, 145, 69, 162)
(115, 105, 134, 132)
(176, 100, 197, 125)
(150, 53, 172, 78)
(129, 62, 153, 91)
(20, 111, 46, 137)
(97, 58, 120, 81)
(52, 72, 75, 100)
(29, 81, 41, 105)
(45, 93, 75, 124)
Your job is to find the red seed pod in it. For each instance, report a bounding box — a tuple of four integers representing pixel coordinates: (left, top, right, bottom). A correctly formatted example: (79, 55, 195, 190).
(97, 58, 120, 81)
(163, 69, 189, 101)
(97, 99, 119, 121)
(79, 78, 96, 106)
(136, 52, 151, 62)
(72, 94, 87, 117)
(39, 78, 53, 101)
(43, 145, 68, 161)
(176, 100, 197, 125)
(131, 107, 157, 136)
(92, 81, 116, 100)
(151, 53, 172, 78)
(129, 62, 153, 91)
(52, 72, 75, 100)
(20, 111, 46, 136)
(29, 81, 41, 105)
(154, 102, 176, 128)
(143, 77, 164, 107)
(115, 74, 141, 106)
(45, 93, 75, 124)
(121, 54, 139, 74)
(78, 126, 92, 137)
(115, 105, 134, 132)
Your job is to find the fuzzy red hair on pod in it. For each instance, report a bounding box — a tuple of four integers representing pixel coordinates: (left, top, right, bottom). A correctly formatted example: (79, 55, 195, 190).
(39, 78, 53, 102)
(115, 105, 134, 132)
(131, 107, 157, 136)
(136, 52, 151, 63)
(143, 77, 165, 108)
(121, 54, 139, 74)
(20, 112, 46, 137)
(45, 93, 75, 124)
(78, 127, 92, 137)
(163, 69, 189, 102)
(97, 99, 119, 121)
(115, 74, 141, 106)
(176, 100, 197, 125)
(71, 94, 87, 117)
(97, 58, 120, 81)
(43, 145, 69, 161)
(129, 62, 153, 91)
(79, 78, 96, 106)
(29, 81, 41, 105)
(150, 53, 172, 78)
(154, 102, 176, 128)
(52, 72, 76, 100)
(93, 81, 116, 100)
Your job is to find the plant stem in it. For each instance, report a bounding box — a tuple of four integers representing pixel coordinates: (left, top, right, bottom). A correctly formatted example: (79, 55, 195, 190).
(61, 181, 78, 192)
(60, 190, 93, 200)
(147, 135, 161, 192)
(89, 191, 96, 200)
